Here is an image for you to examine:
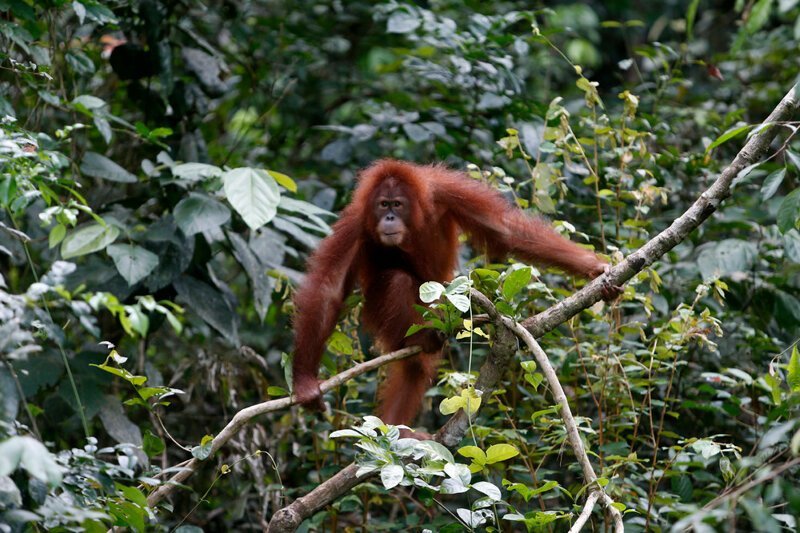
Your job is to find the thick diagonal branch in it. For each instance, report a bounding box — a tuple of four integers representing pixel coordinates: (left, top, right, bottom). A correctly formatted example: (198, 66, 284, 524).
(524, 82, 800, 337)
(271, 83, 800, 531)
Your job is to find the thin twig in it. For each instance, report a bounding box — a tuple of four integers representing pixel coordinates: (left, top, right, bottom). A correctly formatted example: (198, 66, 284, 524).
(146, 346, 420, 507)
(568, 490, 600, 533)
(503, 316, 624, 532)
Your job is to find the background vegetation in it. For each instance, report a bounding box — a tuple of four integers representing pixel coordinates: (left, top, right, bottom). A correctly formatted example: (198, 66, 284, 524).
(1, 0, 800, 531)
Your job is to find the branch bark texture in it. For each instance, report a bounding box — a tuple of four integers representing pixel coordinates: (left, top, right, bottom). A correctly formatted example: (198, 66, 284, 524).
(523, 82, 800, 336)
(147, 346, 420, 507)
(172, 84, 800, 530)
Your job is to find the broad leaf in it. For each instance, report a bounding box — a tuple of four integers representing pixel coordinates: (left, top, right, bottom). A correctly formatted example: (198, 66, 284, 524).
(472, 481, 502, 501)
(174, 276, 239, 346)
(171, 163, 222, 181)
(107, 244, 159, 286)
(61, 223, 120, 259)
(419, 281, 445, 303)
(387, 10, 420, 33)
(380, 464, 404, 489)
(81, 152, 137, 183)
(502, 267, 532, 300)
(0, 436, 63, 485)
(777, 188, 800, 234)
(761, 168, 786, 200)
(485, 443, 519, 463)
(705, 123, 753, 153)
(223, 167, 281, 230)
(697, 239, 757, 281)
(174, 192, 231, 236)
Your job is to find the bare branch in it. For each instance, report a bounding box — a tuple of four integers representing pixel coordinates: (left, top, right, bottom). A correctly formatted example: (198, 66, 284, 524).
(210, 85, 800, 530)
(147, 346, 421, 507)
(523, 82, 800, 337)
(504, 317, 624, 532)
(569, 490, 600, 533)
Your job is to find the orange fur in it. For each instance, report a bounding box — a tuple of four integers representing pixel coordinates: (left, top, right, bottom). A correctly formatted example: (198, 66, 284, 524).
(292, 160, 609, 430)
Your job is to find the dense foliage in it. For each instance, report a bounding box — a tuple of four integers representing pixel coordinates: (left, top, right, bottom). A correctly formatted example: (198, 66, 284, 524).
(1, 0, 800, 531)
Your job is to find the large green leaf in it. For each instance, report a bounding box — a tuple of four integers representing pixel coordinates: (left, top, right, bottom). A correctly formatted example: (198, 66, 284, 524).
(0, 436, 63, 485)
(697, 239, 757, 281)
(777, 188, 800, 234)
(60, 223, 120, 259)
(107, 244, 159, 286)
(174, 276, 239, 346)
(227, 232, 274, 320)
(222, 167, 281, 230)
(171, 163, 222, 182)
(502, 267, 532, 300)
(173, 192, 231, 236)
(80, 152, 137, 183)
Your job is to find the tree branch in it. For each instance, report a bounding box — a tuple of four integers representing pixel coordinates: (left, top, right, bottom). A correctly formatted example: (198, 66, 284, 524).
(267, 292, 518, 532)
(523, 82, 800, 337)
(504, 317, 624, 532)
(265, 83, 800, 531)
(146, 346, 421, 507)
(176, 84, 800, 529)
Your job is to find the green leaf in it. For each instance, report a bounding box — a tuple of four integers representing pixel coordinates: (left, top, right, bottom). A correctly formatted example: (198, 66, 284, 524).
(0, 436, 63, 485)
(173, 192, 231, 236)
(471, 481, 501, 501)
(777, 188, 800, 233)
(486, 443, 519, 464)
(81, 152, 137, 183)
(691, 439, 721, 458)
(445, 275, 471, 295)
(117, 484, 148, 507)
(171, 163, 222, 181)
(380, 464, 404, 489)
(686, 0, 701, 39)
(764, 373, 782, 405)
(445, 293, 470, 312)
(697, 239, 757, 280)
(61, 223, 120, 259)
(192, 434, 215, 460)
(457, 446, 486, 464)
(705, 123, 753, 153)
(784, 230, 800, 263)
(174, 276, 240, 346)
(71, 94, 106, 111)
(107, 244, 159, 286)
(439, 394, 466, 415)
(327, 331, 354, 355)
(528, 480, 559, 496)
(791, 428, 800, 456)
(671, 475, 693, 502)
(48, 224, 66, 248)
(744, 0, 774, 35)
(761, 168, 786, 200)
(414, 440, 454, 463)
(222, 167, 281, 230)
(502, 267, 532, 300)
(788, 345, 800, 392)
(387, 9, 420, 33)
(125, 305, 150, 337)
(419, 281, 445, 303)
(91, 363, 147, 386)
(143, 430, 165, 458)
(439, 388, 481, 415)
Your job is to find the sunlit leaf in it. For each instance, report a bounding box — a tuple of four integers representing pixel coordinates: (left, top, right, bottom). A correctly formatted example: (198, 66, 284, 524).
(61, 223, 119, 259)
(223, 167, 281, 230)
